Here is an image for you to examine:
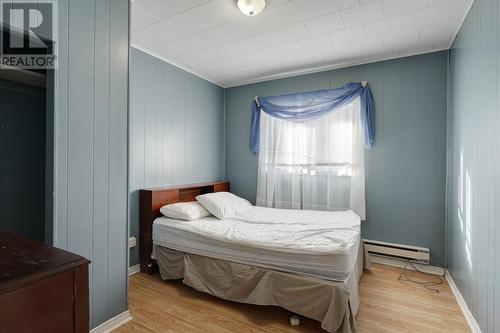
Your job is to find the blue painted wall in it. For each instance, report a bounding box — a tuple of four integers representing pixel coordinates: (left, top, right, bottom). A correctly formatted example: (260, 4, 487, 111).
(225, 52, 448, 266)
(447, 0, 500, 331)
(53, 0, 129, 328)
(129, 48, 225, 266)
(0, 80, 46, 242)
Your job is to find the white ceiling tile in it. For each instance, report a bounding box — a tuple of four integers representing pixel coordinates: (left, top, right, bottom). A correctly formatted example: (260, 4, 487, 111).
(149, 42, 189, 59)
(136, 0, 241, 46)
(267, 0, 294, 8)
(203, 21, 255, 44)
(189, 43, 244, 64)
(402, 1, 466, 29)
(312, 0, 359, 15)
(178, 23, 311, 65)
(382, 0, 428, 18)
(364, 16, 402, 38)
(151, 36, 208, 57)
(295, 50, 325, 66)
(304, 12, 344, 35)
(299, 34, 333, 51)
(131, 0, 211, 26)
(144, 0, 210, 15)
(243, 23, 311, 50)
(398, 41, 434, 58)
(132, 26, 174, 47)
(259, 61, 300, 78)
(194, 58, 244, 74)
(382, 29, 421, 51)
(255, 54, 298, 70)
(274, 0, 319, 24)
(222, 54, 299, 84)
(132, 0, 473, 86)
(240, 9, 286, 34)
(330, 26, 365, 44)
(341, 0, 383, 27)
(321, 45, 353, 60)
(174, 50, 216, 66)
(397, 23, 452, 57)
(419, 21, 456, 48)
(350, 36, 383, 55)
(133, 18, 196, 47)
(427, 0, 453, 6)
(165, 0, 241, 33)
(158, 21, 256, 56)
(253, 42, 304, 61)
(295, 50, 325, 62)
(131, 2, 159, 31)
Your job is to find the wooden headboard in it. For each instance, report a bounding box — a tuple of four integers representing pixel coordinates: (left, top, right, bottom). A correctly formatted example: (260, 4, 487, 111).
(139, 181, 230, 274)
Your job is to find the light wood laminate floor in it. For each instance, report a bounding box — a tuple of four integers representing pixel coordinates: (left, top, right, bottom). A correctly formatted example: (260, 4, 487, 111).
(115, 264, 470, 333)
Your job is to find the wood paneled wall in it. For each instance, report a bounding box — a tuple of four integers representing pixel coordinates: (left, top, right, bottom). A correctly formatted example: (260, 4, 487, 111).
(129, 48, 225, 266)
(224, 51, 449, 266)
(447, 0, 500, 331)
(53, 0, 129, 328)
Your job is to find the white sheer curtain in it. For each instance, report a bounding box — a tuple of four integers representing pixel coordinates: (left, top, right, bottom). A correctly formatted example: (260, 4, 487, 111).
(256, 98, 365, 219)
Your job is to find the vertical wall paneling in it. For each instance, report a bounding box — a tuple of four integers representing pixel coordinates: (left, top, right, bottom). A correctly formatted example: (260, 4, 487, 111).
(92, 0, 111, 325)
(108, 0, 129, 317)
(67, 0, 94, 278)
(128, 48, 224, 266)
(224, 52, 448, 266)
(54, 0, 69, 250)
(447, 0, 500, 331)
(45, 70, 55, 245)
(53, 0, 129, 328)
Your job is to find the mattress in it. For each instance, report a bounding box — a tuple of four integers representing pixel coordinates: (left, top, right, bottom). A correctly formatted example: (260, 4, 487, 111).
(152, 206, 361, 281)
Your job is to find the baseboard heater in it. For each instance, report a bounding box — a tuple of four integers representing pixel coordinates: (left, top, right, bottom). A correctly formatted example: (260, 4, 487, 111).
(364, 239, 430, 264)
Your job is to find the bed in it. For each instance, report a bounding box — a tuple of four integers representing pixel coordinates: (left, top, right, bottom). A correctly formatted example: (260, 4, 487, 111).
(140, 181, 370, 333)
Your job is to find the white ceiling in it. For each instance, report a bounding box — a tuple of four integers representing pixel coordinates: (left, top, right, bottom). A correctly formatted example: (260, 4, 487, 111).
(131, 0, 473, 87)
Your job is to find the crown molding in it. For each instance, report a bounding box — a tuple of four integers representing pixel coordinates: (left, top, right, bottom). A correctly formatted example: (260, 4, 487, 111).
(447, 0, 475, 50)
(131, 43, 225, 88)
(225, 47, 448, 88)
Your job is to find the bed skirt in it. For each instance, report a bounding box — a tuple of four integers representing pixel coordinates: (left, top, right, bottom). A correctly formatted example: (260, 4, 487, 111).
(153, 241, 370, 333)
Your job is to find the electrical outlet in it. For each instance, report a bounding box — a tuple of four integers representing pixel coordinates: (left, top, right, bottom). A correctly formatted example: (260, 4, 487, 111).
(129, 237, 136, 248)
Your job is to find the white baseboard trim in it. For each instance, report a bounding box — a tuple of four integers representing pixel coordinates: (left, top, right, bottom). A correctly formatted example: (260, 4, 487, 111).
(129, 264, 140, 276)
(445, 270, 482, 333)
(90, 310, 132, 333)
(372, 256, 482, 332)
(369, 254, 445, 276)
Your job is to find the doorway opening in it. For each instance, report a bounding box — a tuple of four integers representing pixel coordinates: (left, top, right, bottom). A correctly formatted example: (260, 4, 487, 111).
(0, 28, 54, 244)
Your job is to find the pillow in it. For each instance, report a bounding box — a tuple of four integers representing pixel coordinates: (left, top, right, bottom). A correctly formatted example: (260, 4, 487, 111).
(196, 192, 252, 219)
(160, 201, 211, 221)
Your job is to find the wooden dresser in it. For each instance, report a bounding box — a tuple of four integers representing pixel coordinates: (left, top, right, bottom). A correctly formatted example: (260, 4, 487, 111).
(0, 230, 90, 333)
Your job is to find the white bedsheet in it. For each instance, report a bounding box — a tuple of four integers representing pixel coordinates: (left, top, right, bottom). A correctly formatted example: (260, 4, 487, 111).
(153, 206, 361, 281)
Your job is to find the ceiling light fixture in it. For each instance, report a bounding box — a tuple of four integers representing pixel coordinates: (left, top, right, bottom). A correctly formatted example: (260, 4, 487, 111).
(237, 0, 266, 16)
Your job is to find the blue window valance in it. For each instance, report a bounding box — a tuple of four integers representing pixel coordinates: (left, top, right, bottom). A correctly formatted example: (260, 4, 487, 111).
(250, 82, 374, 154)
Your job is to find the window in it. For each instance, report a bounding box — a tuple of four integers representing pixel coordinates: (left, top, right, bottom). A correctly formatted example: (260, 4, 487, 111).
(256, 98, 366, 218)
